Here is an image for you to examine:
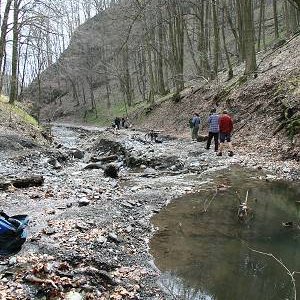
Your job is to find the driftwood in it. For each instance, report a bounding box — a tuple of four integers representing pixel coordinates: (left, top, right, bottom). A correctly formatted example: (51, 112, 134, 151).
(246, 244, 300, 300)
(236, 190, 253, 222)
(0, 175, 44, 190)
(90, 155, 118, 163)
(23, 275, 58, 289)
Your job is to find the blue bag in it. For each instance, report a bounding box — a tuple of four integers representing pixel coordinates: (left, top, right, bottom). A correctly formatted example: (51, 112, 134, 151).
(0, 211, 29, 256)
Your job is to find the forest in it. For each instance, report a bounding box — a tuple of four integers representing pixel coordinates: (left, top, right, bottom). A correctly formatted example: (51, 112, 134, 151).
(0, 0, 299, 119)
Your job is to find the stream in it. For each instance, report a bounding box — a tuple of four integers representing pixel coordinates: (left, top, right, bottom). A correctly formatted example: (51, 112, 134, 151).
(150, 168, 300, 300)
(0, 124, 299, 299)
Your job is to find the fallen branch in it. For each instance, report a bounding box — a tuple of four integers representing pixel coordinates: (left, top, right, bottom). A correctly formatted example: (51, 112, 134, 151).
(203, 188, 218, 213)
(23, 275, 58, 289)
(0, 175, 44, 190)
(246, 243, 298, 300)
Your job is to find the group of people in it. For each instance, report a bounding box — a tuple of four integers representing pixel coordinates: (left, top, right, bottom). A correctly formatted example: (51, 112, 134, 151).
(189, 109, 234, 157)
(114, 116, 130, 130)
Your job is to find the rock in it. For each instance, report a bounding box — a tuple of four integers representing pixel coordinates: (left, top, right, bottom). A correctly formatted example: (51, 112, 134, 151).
(143, 167, 157, 175)
(65, 291, 83, 300)
(83, 163, 103, 170)
(43, 228, 57, 235)
(122, 201, 134, 209)
(91, 154, 118, 163)
(108, 232, 121, 243)
(104, 164, 119, 179)
(75, 221, 89, 231)
(0, 175, 44, 190)
(196, 135, 208, 142)
(125, 225, 133, 233)
(78, 198, 90, 207)
(8, 257, 17, 266)
(48, 158, 62, 169)
(97, 236, 107, 244)
(70, 149, 85, 159)
(111, 181, 118, 188)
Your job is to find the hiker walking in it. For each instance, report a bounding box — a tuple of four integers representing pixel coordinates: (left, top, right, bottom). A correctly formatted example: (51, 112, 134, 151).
(192, 113, 201, 140)
(206, 108, 219, 152)
(217, 110, 234, 156)
(189, 116, 194, 139)
(114, 117, 121, 130)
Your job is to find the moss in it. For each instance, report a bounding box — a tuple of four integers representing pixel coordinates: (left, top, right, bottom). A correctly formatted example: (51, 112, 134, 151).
(171, 92, 181, 103)
(274, 75, 300, 97)
(0, 99, 38, 127)
(287, 116, 300, 138)
(12, 104, 39, 126)
(214, 76, 249, 104)
(238, 75, 248, 85)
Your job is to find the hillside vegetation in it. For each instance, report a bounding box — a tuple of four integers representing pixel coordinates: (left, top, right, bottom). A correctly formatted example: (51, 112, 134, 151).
(137, 34, 300, 161)
(19, 0, 299, 162)
(0, 96, 48, 149)
(22, 0, 300, 122)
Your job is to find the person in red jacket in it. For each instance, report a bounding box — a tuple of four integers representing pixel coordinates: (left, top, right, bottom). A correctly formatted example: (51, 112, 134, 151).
(217, 110, 234, 156)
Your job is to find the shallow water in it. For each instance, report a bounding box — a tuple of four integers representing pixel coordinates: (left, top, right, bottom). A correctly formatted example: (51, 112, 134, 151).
(51, 125, 81, 148)
(150, 168, 300, 300)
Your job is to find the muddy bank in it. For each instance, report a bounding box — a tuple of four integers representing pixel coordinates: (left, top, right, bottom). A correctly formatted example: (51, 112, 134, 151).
(0, 124, 299, 299)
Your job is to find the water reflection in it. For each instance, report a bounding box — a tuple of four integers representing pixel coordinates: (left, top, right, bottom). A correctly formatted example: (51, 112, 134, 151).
(151, 168, 300, 300)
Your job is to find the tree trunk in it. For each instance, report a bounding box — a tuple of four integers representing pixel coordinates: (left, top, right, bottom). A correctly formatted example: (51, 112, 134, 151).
(221, 4, 233, 80)
(257, 0, 266, 51)
(243, 0, 257, 75)
(9, 0, 20, 104)
(0, 0, 13, 93)
(212, 0, 220, 78)
(273, 0, 279, 39)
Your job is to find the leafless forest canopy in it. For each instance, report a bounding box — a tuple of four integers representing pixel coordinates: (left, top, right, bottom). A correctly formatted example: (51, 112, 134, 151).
(0, 0, 299, 117)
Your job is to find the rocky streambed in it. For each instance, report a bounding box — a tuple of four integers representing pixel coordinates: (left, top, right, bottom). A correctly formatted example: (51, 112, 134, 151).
(0, 124, 299, 300)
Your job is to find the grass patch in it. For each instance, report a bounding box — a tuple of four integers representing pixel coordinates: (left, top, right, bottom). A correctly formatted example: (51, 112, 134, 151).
(287, 116, 300, 138)
(0, 98, 38, 127)
(13, 104, 39, 126)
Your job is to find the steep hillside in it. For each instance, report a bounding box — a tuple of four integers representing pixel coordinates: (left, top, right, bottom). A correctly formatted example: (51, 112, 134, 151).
(22, 0, 288, 124)
(138, 35, 300, 162)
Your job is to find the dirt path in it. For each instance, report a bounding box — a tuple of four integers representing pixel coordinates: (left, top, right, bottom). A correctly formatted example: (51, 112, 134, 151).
(0, 124, 299, 299)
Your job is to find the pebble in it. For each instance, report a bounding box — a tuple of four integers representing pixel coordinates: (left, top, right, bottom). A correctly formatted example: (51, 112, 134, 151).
(78, 198, 90, 207)
(97, 236, 107, 244)
(65, 291, 83, 300)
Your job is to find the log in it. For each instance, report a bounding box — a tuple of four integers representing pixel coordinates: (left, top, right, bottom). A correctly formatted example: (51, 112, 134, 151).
(90, 155, 118, 163)
(0, 175, 44, 190)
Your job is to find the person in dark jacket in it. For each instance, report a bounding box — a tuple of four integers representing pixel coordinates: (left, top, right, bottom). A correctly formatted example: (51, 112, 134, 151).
(189, 117, 194, 139)
(114, 117, 121, 130)
(206, 108, 219, 152)
(192, 113, 201, 140)
(217, 110, 234, 156)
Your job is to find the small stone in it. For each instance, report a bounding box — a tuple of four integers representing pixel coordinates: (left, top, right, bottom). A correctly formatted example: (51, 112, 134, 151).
(78, 198, 90, 207)
(65, 291, 83, 300)
(125, 225, 133, 233)
(97, 236, 107, 244)
(43, 228, 57, 235)
(8, 257, 17, 266)
(71, 149, 85, 159)
(75, 221, 89, 231)
(108, 233, 121, 243)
